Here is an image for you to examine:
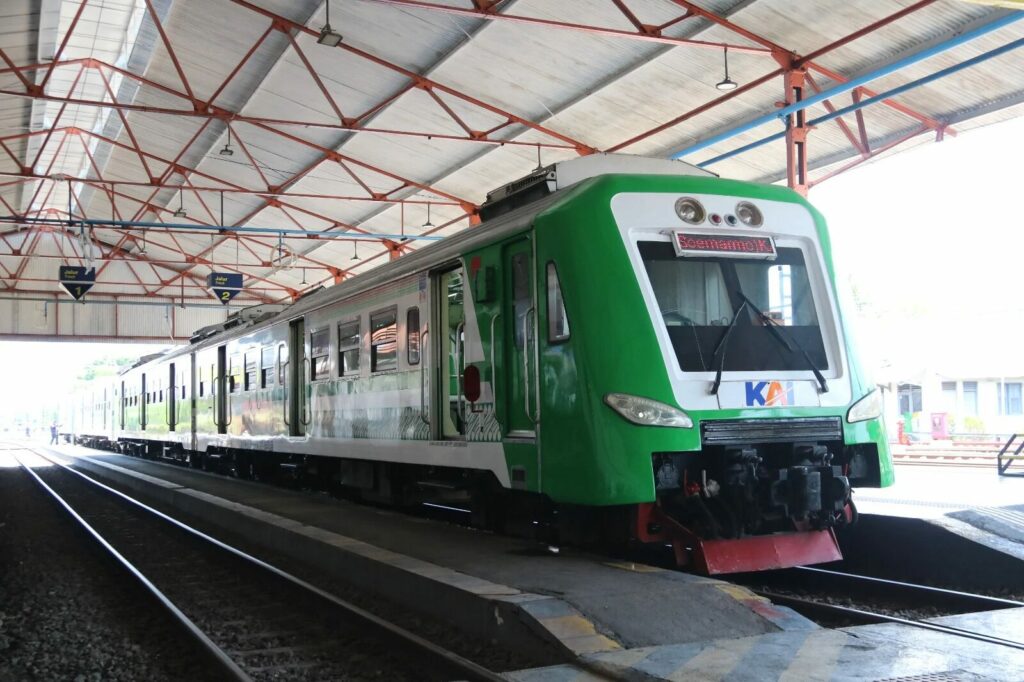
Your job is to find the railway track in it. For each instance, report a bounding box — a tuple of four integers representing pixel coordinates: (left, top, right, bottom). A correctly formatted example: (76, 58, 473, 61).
(750, 566, 1024, 651)
(14, 447, 505, 682)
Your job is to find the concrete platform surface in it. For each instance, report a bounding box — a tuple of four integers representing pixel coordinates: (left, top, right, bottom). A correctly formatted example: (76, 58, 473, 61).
(855, 464, 1024, 562)
(46, 445, 813, 658)
(510, 607, 1024, 681)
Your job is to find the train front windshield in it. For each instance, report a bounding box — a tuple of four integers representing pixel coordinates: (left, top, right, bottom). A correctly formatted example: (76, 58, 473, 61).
(638, 241, 828, 373)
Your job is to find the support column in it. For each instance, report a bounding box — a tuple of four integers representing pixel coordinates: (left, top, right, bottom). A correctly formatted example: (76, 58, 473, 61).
(783, 69, 810, 195)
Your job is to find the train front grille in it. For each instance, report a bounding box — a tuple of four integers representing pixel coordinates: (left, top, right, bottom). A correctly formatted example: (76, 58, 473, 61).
(700, 417, 843, 446)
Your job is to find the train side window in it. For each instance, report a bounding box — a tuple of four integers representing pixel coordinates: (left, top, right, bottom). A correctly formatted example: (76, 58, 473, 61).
(310, 327, 331, 381)
(370, 308, 398, 372)
(260, 346, 274, 388)
(338, 319, 360, 377)
(546, 262, 570, 343)
(229, 354, 242, 393)
(406, 307, 420, 366)
(244, 352, 257, 391)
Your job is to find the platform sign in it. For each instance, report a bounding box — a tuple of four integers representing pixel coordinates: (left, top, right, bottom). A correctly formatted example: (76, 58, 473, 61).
(58, 266, 96, 301)
(207, 272, 243, 304)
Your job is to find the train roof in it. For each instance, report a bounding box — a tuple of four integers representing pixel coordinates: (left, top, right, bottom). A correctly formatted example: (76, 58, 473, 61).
(126, 155, 722, 367)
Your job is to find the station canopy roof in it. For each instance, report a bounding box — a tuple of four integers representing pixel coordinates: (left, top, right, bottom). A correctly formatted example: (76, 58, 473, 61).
(1, 0, 1023, 306)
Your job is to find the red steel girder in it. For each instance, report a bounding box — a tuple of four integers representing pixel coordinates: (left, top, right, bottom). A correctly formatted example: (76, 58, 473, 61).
(35, 0, 89, 95)
(0, 73, 577, 152)
(805, 72, 868, 158)
(0, 168, 458, 206)
(228, 0, 596, 155)
(783, 70, 810, 195)
(808, 125, 929, 189)
(614, 0, 948, 152)
(360, 0, 768, 54)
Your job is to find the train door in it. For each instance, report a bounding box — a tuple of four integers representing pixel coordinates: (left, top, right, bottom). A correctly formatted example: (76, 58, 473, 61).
(434, 266, 466, 439)
(216, 346, 227, 435)
(504, 238, 538, 437)
(168, 363, 176, 432)
(119, 381, 125, 430)
(288, 318, 306, 437)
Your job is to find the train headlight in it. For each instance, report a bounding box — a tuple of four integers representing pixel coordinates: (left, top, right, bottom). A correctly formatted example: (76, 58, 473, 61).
(674, 197, 705, 225)
(604, 393, 693, 428)
(847, 390, 882, 423)
(736, 202, 763, 227)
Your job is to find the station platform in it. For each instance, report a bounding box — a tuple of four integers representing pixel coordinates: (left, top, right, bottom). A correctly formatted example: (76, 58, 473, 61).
(854, 464, 1024, 563)
(43, 445, 812, 660)
(510, 607, 1024, 681)
(40, 446, 1024, 680)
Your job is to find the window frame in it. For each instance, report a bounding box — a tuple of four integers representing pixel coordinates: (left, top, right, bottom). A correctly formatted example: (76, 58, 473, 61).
(545, 261, 571, 344)
(244, 351, 258, 391)
(309, 326, 331, 382)
(369, 306, 399, 373)
(962, 380, 978, 416)
(260, 346, 275, 388)
(337, 317, 361, 378)
(1003, 382, 1023, 416)
(406, 307, 421, 366)
(229, 353, 242, 393)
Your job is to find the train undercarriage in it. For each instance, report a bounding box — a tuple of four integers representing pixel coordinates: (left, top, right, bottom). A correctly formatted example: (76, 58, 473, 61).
(73, 429, 876, 574)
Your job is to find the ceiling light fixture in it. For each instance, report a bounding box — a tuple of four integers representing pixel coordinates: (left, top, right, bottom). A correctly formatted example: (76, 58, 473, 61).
(317, 0, 343, 47)
(351, 241, 360, 261)
(173, 191, 187, 218)
(423, 202, 434, 228)
(716, 46, 738, 91)
(220, 127, 234, 156)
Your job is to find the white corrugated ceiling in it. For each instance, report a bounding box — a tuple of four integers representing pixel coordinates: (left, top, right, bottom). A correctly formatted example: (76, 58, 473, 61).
(0, 0, 1022, 314)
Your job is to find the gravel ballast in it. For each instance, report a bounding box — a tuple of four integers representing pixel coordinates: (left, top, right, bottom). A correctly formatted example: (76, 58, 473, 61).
(0, 465, 219, 682)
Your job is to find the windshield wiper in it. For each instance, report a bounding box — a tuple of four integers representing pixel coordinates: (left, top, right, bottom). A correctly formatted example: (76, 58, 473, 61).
(737, 291, 829, 393)
(709, 299, 749, 395)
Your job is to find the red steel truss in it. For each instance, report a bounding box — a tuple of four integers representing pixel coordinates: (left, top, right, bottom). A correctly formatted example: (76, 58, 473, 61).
(0, 0, 954, 307)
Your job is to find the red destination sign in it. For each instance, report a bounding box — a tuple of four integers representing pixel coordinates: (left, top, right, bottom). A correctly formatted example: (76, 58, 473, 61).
(672, 232, 777, 259)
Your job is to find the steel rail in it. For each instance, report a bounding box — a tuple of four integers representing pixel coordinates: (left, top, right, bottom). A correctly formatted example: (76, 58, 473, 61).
(794, 566, 1024, 609)
(31, 447, 506, 682)
(13, 450, 249, 681)
(757, 590, 1024, 651)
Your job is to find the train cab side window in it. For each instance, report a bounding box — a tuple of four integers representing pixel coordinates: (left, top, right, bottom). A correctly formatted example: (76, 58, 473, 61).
(260, 346, 274, 388)
(244, 352, 257, 391)
(406, 308, 420, 365)
(370, 308, 398, 372)
(310, 328, 331, 381)
(546, 262, 570, 343)
(338, 319, 360, 377)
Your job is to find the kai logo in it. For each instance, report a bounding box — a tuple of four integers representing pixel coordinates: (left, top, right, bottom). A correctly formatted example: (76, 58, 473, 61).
(745, 381, 794, 407)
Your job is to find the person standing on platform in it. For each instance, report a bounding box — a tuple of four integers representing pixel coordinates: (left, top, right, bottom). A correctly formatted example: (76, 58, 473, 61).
(50, 422, 59, 445)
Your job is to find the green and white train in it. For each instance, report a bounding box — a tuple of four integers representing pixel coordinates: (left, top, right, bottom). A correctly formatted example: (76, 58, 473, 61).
(67, 154, 892, 574)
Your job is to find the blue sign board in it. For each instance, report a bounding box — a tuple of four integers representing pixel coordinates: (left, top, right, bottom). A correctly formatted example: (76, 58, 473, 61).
(59, 266, 96, 301)
(207, 272, 243, 304)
